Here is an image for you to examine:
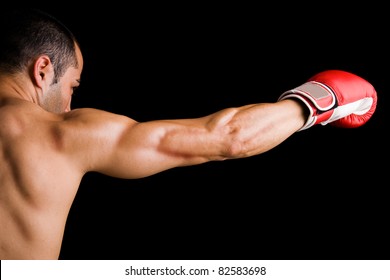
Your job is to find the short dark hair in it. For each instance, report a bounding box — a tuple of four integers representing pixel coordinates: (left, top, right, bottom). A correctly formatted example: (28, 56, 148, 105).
(0, 8, 79, 84)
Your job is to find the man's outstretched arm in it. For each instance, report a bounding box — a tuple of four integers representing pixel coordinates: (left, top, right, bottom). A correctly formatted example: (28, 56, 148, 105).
(64, 70, 376, 179)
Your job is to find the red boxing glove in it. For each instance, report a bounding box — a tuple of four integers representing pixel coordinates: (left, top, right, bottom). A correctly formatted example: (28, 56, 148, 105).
(278, 70, 377, 130)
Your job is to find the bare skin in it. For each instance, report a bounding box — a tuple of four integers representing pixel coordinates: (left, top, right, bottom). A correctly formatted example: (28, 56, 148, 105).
(0, 43, 307, 259)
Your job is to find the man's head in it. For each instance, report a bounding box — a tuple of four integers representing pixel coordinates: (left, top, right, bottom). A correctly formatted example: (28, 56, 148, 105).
(0, 8, 83, 113)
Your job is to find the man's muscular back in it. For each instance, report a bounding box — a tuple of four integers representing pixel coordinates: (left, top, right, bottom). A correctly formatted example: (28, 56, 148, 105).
(0, 98, 82, 259)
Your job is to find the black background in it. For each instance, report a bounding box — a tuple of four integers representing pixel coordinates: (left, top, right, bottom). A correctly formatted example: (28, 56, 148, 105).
(34, 4, 387, 260)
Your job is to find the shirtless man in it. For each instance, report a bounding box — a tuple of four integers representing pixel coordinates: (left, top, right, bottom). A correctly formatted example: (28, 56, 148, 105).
(0, 8, 377, 259)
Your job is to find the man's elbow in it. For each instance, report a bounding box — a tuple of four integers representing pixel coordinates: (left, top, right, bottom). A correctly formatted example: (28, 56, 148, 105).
(222, 137, 248, 159)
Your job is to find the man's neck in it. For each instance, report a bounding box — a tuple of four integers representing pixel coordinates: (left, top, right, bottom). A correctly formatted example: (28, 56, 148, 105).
(0, 74, 38, 104)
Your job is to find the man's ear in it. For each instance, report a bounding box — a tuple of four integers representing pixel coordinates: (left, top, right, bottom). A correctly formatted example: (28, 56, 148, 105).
(32, 55, 54, 88)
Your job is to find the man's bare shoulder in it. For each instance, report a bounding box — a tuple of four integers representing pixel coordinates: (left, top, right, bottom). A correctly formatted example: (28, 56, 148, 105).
(0, 99, 126, 162)
(0, 98, 56, 136)
(0, 98, 133, 138)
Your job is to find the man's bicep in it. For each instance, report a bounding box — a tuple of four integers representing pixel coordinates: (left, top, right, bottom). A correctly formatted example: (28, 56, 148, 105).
(64, 109, 212, 179)
(103, 120, 207, 179)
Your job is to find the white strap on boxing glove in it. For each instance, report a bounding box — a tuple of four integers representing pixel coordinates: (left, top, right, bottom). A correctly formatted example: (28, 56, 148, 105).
(278, 70, 377, 131)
